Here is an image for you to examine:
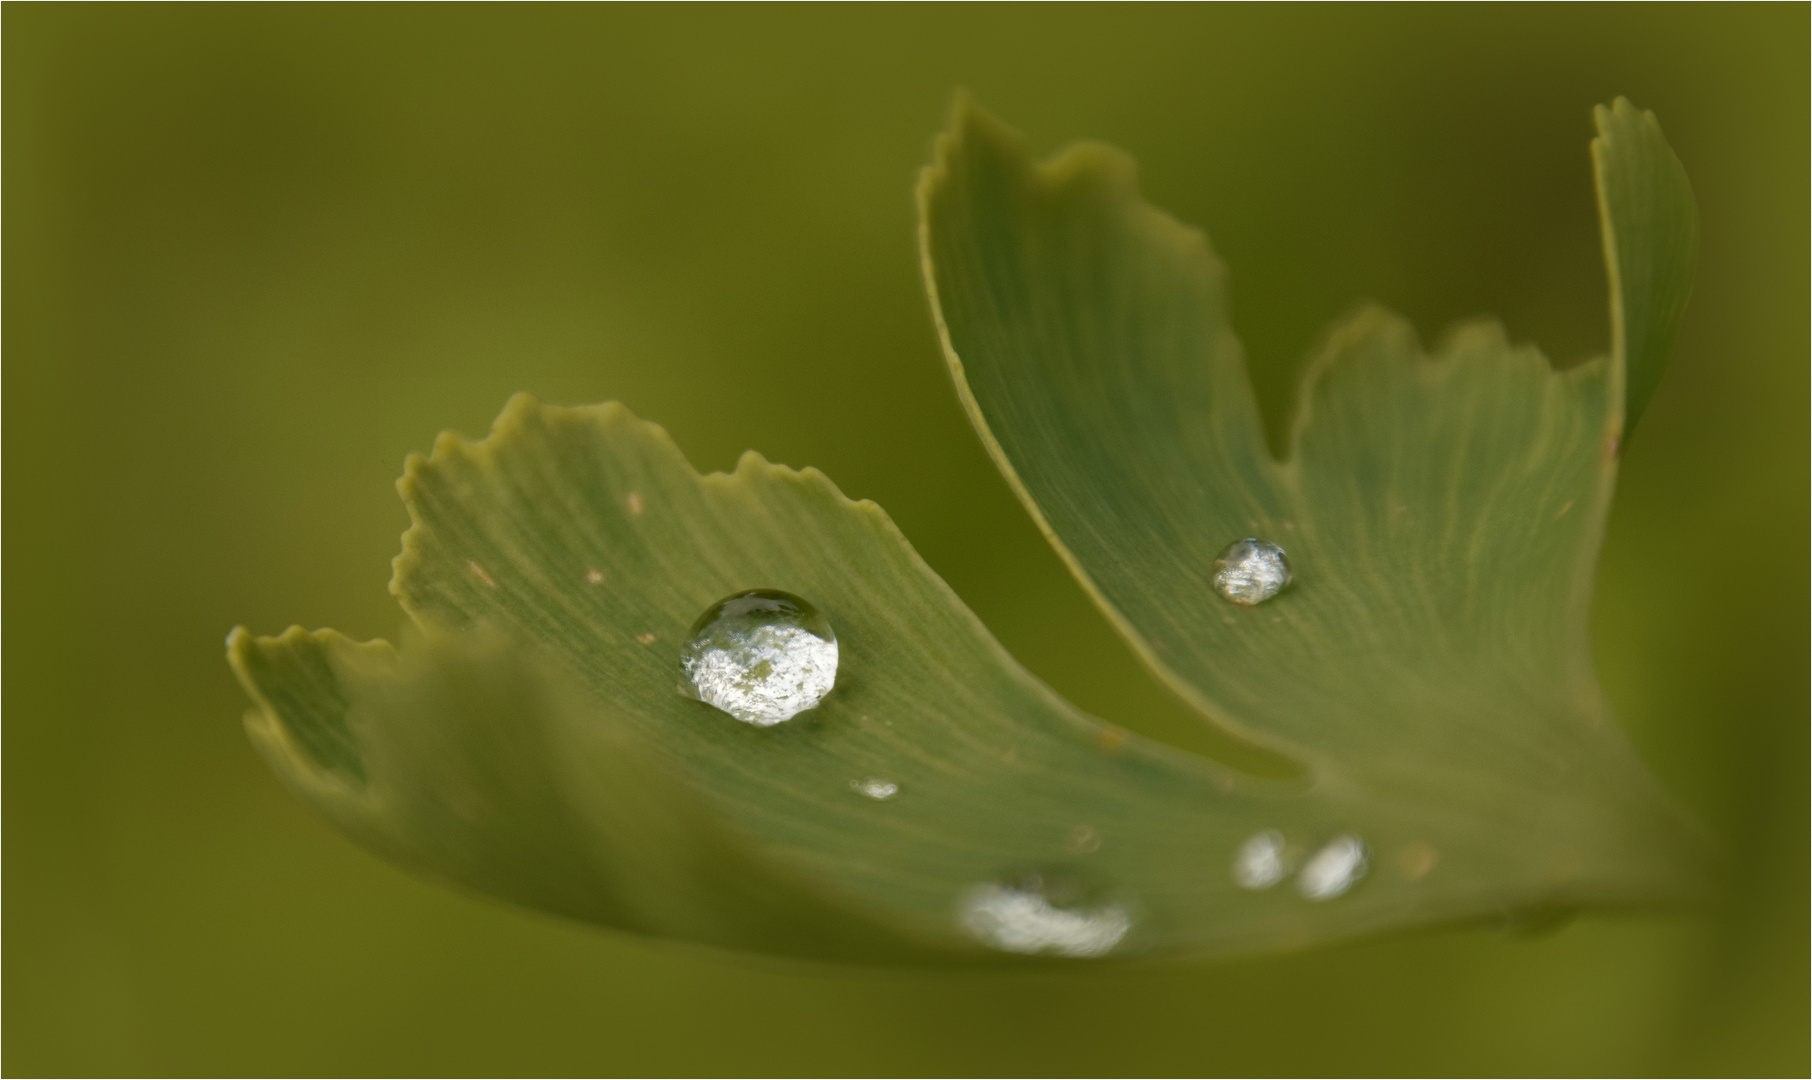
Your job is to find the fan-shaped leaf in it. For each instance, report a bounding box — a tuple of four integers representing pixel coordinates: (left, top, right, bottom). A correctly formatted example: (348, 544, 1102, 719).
(229, 99, 1709, 965)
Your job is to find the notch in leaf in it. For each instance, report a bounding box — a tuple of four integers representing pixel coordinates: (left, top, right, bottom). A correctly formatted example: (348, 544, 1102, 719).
(229, 97, 1710, 965)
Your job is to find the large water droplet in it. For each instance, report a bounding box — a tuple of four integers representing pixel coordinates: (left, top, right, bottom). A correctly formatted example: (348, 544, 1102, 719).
(678, 589, 838, 726)
(1232, 829, 1288, 890)
(1297, 834, 1367, 900)
(959, 876, 1130, 957)
(1212, 538, 1292, 606)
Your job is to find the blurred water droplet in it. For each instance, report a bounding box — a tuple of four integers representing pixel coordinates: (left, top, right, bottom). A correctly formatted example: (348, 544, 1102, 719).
(678, 589, 837, 726)
(959, 877, 1130, 957)
(1067, 825, 1102, 854)
(1212, 538, 1292, 606)
(851, 777, 898, 800)
(1232, 829, 1288, 890)
(1298, 834, 1367, 900)
(1396, 841, 1438, 881)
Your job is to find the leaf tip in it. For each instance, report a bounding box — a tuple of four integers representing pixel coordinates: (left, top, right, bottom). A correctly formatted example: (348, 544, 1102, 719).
(1589, 96, 1698, 440)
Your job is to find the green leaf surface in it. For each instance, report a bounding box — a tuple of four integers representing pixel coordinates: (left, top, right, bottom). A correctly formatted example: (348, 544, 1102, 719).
(917, 100, 1709, 907)
(231, 99, 1708, 966)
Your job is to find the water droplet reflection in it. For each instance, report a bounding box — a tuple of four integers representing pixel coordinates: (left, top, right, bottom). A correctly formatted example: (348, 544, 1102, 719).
(850, 777, 898, 801)
(1212, 538, 1292, 606)
(678, 589, 838, 726)
(1232, 829, 1288, 890)
(959, 878, 1130, 958)
(1298, 834, 1368, 900)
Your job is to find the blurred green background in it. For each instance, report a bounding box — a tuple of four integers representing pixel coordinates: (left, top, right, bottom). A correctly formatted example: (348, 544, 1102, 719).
(6, 5, 1805, 1075)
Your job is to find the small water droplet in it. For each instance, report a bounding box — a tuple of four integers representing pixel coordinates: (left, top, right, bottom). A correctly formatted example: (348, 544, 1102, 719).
(959, 877, 1130, 957)
(1297, 834, 1367, 900)
(677, 589, 838, 726)
(586, 568, 605, 584)
(1212, 538, 1292, 606)
(1232, 829, 1288, 890)
(850, 777, 898, 800)
(1067, 825, 1102, 854)
(1397, 841, 1438, 881)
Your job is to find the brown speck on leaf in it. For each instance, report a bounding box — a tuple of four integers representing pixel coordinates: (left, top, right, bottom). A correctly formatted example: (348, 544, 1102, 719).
(1222, 614, 1236, 625)
(1096, 727, 1128, 752)
(586, 568, 604, 584)
(1282, 520, 1296, 531)
(635, 632, 657, 646)
(1397, 841, 1439, 881)
(467, 560, 497, 588)
(1604, 429, 1622, 461)
(1553, 499, 1574, 520)
(1066, 825, 1102, 855)
(626, 491, 644, 515)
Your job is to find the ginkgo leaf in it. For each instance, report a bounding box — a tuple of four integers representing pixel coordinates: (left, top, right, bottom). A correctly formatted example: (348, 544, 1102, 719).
(229, 98, 1710, 966)
(918, 96, 1710, 913)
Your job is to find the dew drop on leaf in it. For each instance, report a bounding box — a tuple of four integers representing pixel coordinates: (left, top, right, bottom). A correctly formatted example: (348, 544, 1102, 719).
(1397, 841, 1439, 881)
(1066, 824, 1102, 854)
(958, 875, 1131, 957)
(1297, 835, 1368, 900)
(1232, 829, 1288, 890)
(850, 777, 899, 800)
(677, 589, 838, 726)
(1211, 538, 1292, 606)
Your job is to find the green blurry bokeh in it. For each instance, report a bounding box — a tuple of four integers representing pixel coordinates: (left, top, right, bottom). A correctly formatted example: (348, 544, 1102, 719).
(6, 6, 1804, 1074)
